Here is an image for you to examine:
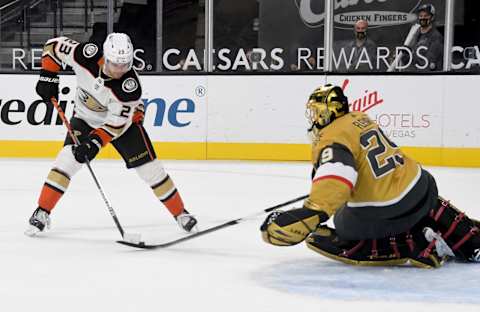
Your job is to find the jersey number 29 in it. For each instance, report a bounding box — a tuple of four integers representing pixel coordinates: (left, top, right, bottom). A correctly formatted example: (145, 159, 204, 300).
(360, 129, 404, 179)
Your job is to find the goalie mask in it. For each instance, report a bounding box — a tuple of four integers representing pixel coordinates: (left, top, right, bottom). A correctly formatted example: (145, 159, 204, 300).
(103, 33, 134, 78)
(306, 84, 349, 136)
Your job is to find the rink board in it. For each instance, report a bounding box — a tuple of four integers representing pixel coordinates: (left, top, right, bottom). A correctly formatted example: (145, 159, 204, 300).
(0, 74, 479, 166)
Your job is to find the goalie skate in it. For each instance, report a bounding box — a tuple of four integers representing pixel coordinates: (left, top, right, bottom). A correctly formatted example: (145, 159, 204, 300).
(423, 227, 455, 258)
(25, 207, 51, 237)
(471, 249, 480, 262)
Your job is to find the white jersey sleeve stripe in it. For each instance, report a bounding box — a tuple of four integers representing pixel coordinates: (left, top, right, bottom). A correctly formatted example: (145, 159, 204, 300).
(313, 162, 358, 190)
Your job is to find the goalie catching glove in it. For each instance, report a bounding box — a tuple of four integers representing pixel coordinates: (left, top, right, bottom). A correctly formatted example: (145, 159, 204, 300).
(260, 207, 329, 246)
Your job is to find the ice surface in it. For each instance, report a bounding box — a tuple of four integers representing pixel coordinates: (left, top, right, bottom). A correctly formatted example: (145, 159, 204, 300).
(0, 159, 479, 312)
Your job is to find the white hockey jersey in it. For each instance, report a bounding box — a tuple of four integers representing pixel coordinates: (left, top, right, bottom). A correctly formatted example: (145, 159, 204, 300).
(41, 36, 143, 141)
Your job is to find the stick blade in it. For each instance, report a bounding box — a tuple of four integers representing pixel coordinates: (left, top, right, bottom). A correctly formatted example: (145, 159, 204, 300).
(117, 240, 157, 249)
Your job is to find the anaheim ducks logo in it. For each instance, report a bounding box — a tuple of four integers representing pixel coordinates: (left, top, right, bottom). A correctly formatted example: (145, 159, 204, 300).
(83, 43, 98, 58)
(122, 78, 138, 93)
(78, 89, 107, 112)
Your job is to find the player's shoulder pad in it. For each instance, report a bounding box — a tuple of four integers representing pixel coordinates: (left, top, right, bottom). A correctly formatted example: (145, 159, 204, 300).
(73, 42, 102, 74)
(106, 70, 142, 102)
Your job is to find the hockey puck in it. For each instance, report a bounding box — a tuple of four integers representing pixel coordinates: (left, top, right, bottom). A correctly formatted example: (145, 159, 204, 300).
(123, 232, 142, 244)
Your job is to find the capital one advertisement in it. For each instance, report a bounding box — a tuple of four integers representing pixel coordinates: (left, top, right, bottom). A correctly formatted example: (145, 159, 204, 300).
(0, 74, 478, 152)
(0, 75, 207, 142)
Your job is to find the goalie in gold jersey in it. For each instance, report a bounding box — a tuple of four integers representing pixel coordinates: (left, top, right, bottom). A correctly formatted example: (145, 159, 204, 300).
(261, 84, 480, 268)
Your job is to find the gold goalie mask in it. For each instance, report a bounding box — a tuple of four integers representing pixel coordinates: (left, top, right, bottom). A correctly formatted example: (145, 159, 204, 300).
(306, 84, 349, 135)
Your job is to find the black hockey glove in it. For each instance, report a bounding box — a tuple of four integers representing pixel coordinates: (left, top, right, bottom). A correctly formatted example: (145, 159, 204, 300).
(72, 134, 103, 163)
(36, 70, 59, 103)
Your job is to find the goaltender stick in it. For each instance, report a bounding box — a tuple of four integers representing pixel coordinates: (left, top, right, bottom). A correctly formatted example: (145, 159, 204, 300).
(26, 33, 197, 236)
(261, 84, 480, 268)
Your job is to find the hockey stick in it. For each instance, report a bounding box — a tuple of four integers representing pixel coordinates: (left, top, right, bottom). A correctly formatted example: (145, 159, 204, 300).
(117, 194, 309, 249)
(51, 97, 141, 243)
(387, 23, 420, 72)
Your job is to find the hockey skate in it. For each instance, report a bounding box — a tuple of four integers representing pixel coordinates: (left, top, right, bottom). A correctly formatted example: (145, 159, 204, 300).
(423, 227, 455, 258)
(175, 209, 198, 232)
(25, 207, 51, 237)
(472, 249, 480, 262)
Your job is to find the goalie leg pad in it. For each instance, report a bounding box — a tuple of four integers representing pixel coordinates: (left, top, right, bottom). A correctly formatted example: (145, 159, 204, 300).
(429, 197, 480, 262)
(306, 225, 443, 268)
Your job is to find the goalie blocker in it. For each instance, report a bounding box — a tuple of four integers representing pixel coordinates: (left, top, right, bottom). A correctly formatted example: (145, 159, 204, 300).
(260, 84, 480, 268)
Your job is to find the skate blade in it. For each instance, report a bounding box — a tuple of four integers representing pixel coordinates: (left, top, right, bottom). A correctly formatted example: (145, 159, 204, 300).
(182, 224, 199, 234)
(189, 224, 199, 233)
(24, 225, 41, 237)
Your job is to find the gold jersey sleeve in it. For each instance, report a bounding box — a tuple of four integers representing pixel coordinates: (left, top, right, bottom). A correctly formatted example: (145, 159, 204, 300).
(308, 112, 421, 214)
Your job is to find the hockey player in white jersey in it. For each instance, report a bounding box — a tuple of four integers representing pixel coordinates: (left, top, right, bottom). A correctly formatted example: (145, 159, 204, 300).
(25, 33, 197, 236)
